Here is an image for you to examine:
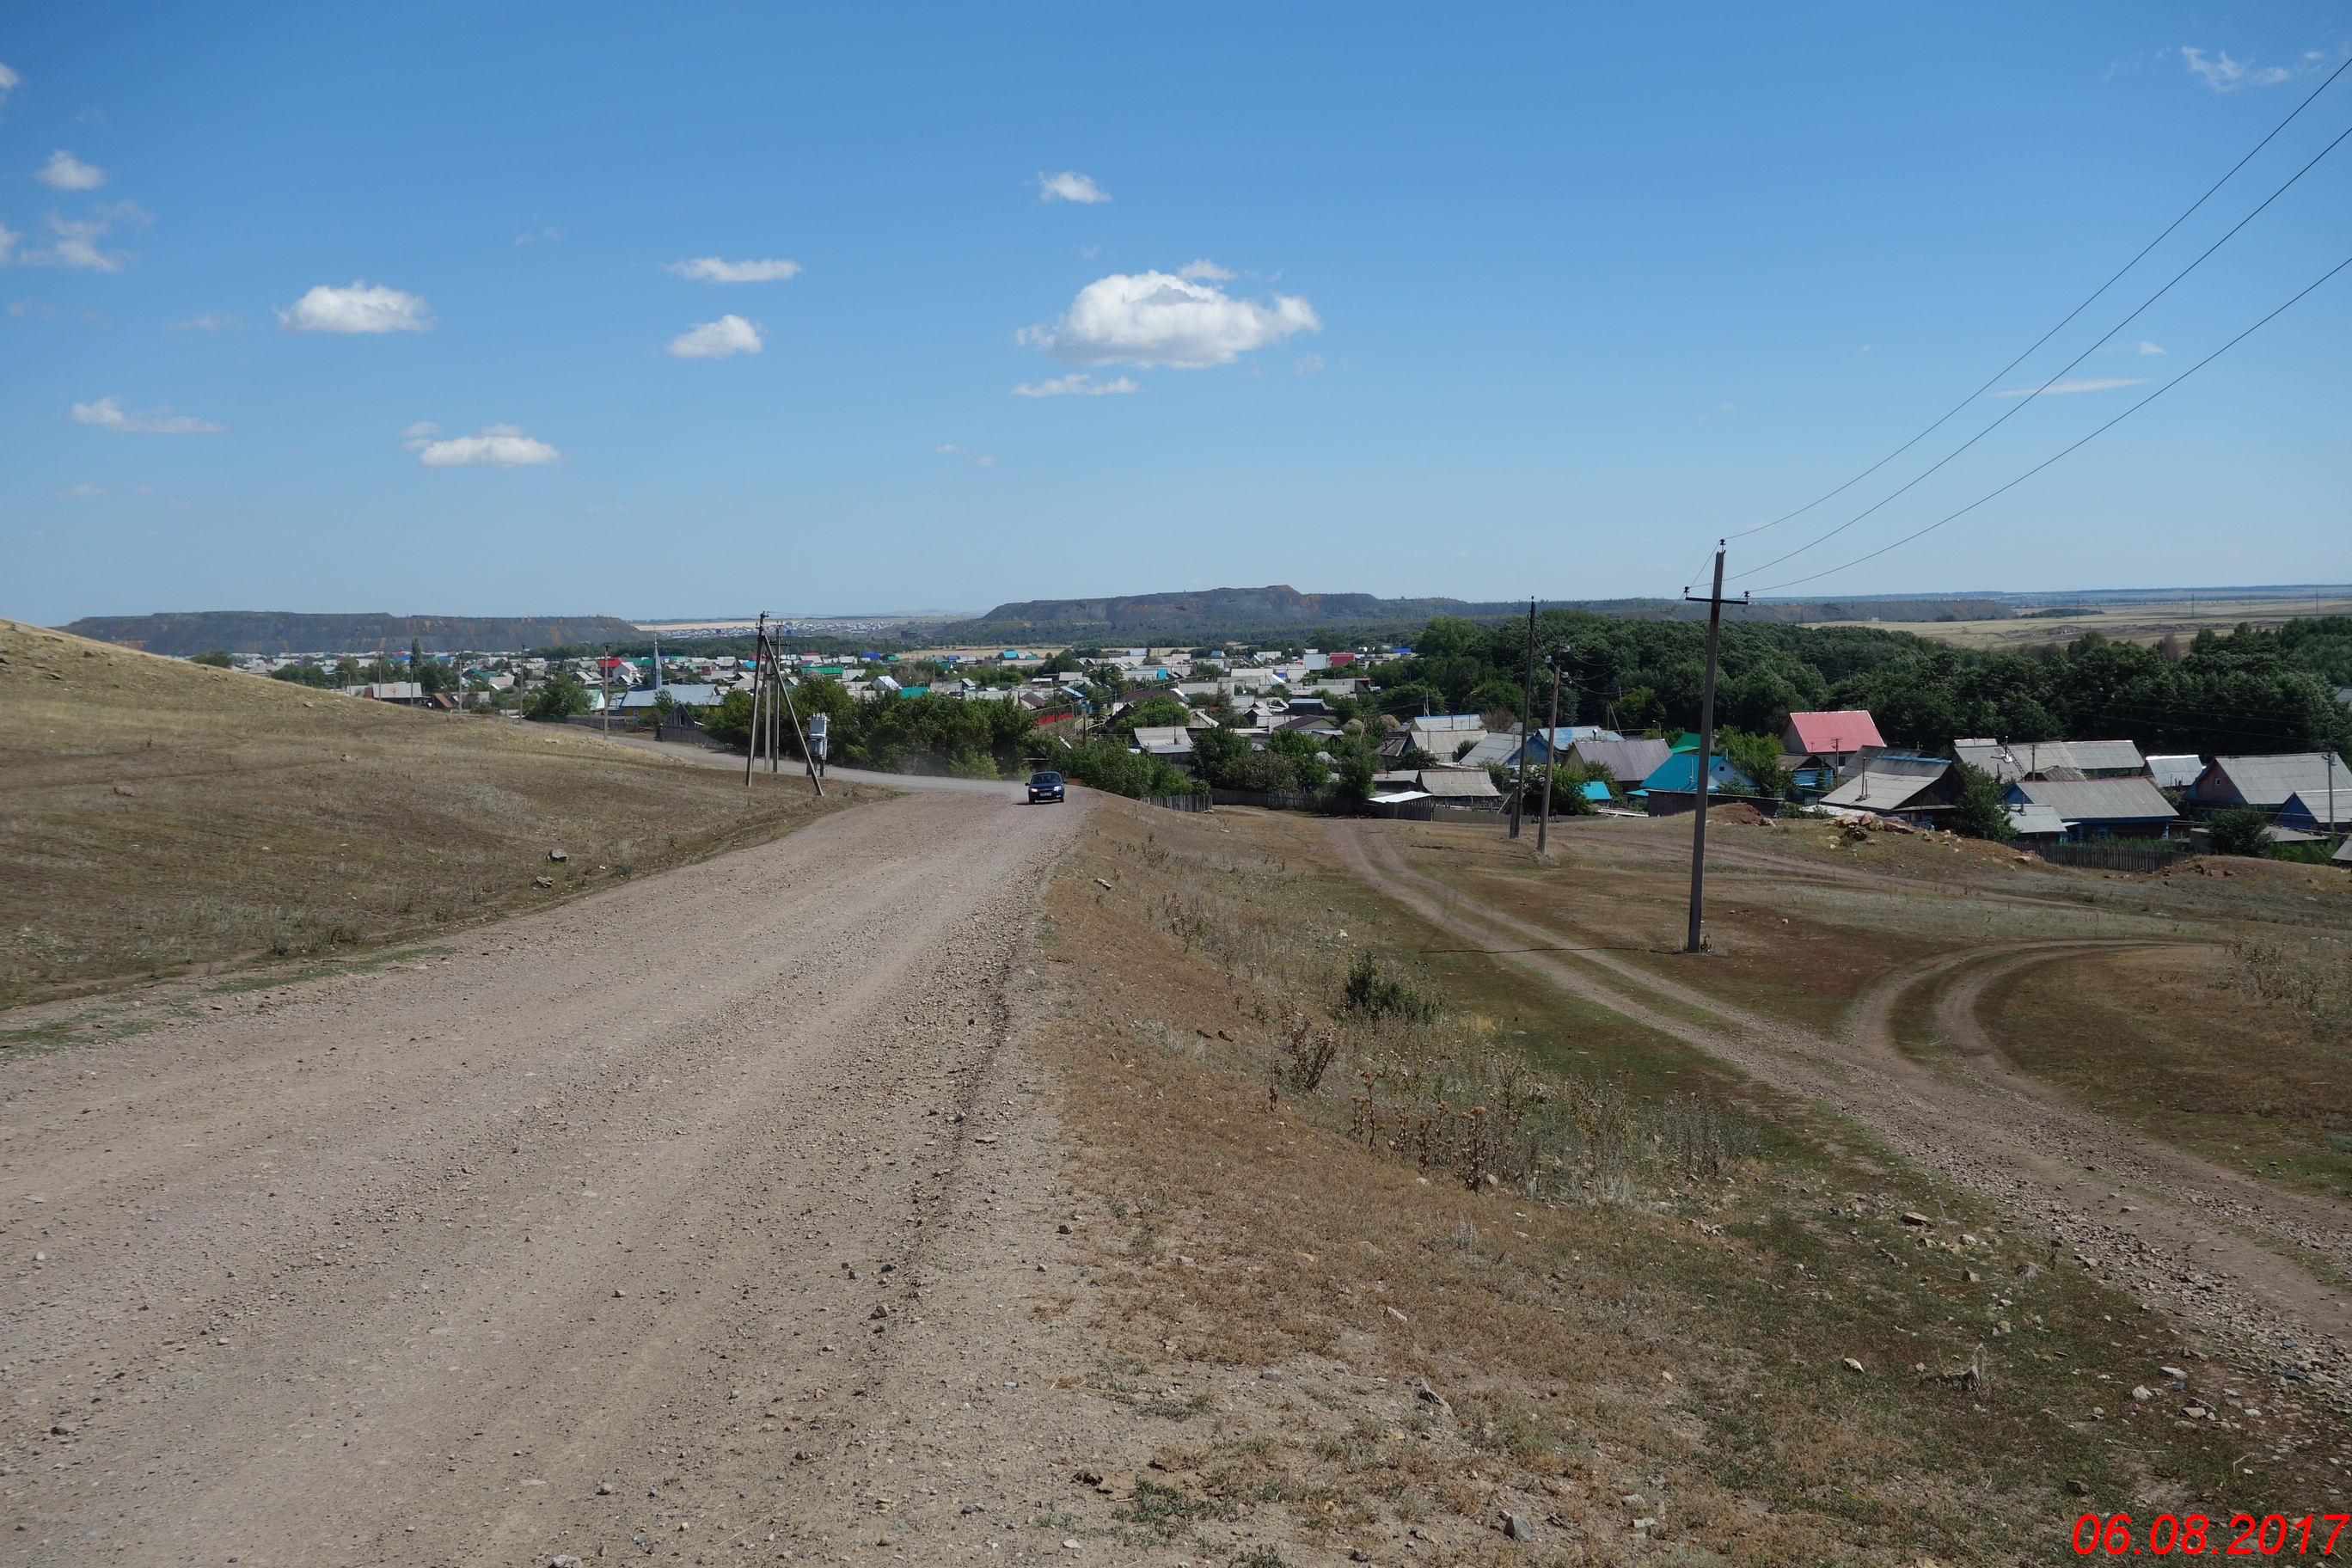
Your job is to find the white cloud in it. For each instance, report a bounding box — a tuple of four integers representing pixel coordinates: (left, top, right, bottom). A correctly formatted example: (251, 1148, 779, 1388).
(934, 443, 965, 452)
(278, 280, 432, 333)
(0, 62, 19, 105)
(58, 482, 108, 498)
(1294, 353, 1324, 377)
(413, 423, 562, 468)
(2182, 46, 2290, 90)
(399, 420, 443, 447)
(70, 395, 224, 433)
(170, 311, 241, 331)
(36, 150, 106, 190)
(8, 203, 147, 272)
(1177, 259, 1235, 281)
(1022, 270, 1320, 369)
(2136, 340, 2165, 355)
(1037, 170, 1110, 204)
(1995, 377, 2150, 397)
(975, 456, 995, 467)
(667, 314, 762, 358)
(1010, 373, 1142, 398)
(665, 256, 801, 283)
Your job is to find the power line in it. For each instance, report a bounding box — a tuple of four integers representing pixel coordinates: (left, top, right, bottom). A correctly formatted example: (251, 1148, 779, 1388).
(1726, 54, 2352, 548)
(1751, 249, 2352, 593)
(1731, 116, 2352, 584)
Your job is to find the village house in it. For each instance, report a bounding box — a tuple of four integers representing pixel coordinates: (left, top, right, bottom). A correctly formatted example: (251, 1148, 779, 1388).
(1638, 750, 1760, 816)
(2002, 776, 2178, 842)
(1817, 754, 1962, 827)
(1407, 714, 1487, 760)
(1951, 738, 2147, 782)
(1561, 736, 1671, 791)
(2182, 753, 2352, 817)
(1781, 710, 1883, 766)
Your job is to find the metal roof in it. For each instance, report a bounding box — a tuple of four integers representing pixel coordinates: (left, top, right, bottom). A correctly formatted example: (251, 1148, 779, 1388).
(1784, 710, 1884, 755)
(2006, 776, 2177, 824)
(1418, 768, 1502, 798)
(2145, 754, 2203, 789)
(1819, 756, 1950, 810)
(2277, 790, 2349, 830)
(2193, 753, 2350, 810)
(2005, 804, 2068, 836)
(1642, 752, 1755, 794)
(1410, 714, 1486, 732)
(1563, 737, 1670, 784)
(1952, 738, 2145, 781)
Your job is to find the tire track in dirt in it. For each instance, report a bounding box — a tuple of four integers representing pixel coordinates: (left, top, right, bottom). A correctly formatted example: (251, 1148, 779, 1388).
(1330, 818, 2352, 1390)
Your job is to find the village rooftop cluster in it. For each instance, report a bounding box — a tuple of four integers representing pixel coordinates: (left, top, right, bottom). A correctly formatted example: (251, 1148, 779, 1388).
(195, 634, 2352, 862)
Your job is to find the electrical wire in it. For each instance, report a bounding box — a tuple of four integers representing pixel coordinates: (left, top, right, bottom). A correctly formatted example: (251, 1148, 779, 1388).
(1728, 54, 2352, 546)
(1750, 249, 2352, 593)
(1730, 117, 2352, 584)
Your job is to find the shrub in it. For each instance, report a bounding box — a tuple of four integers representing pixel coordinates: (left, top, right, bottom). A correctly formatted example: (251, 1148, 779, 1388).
(1948, 760, 2013, 841)
(190, 649, 236, 669)
(525, 672, 592, 721)
(1340, 950, 1440, 1024)
(2209, 805, 2271, 857)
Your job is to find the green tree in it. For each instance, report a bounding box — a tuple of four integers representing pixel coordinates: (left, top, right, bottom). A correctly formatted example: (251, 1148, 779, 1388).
(191, 648, 236, 668)
(701, 689, 756, 745)
(2208, 805, 2271, 858)
(1948, 761, 2013, 841)
(526, 672, 593, 721)
(1113, 694, 1189, 736)
(1716, 726, 1793, 799)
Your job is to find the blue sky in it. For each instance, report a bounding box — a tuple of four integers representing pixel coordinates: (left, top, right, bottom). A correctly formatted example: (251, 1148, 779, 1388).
(3, 3, 2348, 623)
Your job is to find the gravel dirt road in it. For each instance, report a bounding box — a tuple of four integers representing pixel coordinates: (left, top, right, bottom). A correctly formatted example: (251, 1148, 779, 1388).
(0, 785, 1118, 1567)
(1330, 818, 2352, 1389)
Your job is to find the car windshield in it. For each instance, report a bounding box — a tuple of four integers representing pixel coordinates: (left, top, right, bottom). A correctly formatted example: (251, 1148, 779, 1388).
(1031, 772, 1063, 785)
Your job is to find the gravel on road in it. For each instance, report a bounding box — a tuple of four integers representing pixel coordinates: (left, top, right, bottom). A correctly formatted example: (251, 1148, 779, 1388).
(0, 787, 1093, 1566)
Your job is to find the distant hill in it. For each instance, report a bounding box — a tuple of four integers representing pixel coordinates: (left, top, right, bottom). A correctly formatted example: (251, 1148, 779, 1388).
(58, 611, 644, 656)
(940, 585, 2012, 645)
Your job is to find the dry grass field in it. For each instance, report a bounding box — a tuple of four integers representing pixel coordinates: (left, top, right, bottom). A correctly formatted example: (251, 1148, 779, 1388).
(1878, 592, 2352, 653)
(0, 618, 861, 1006)
(1019, 799, 2349, 1565)
(1402, 810, 2352, 1202)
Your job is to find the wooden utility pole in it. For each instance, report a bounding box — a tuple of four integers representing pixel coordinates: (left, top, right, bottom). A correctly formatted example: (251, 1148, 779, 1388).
(1683, 543, 1748, 953)
(744, 613, 767, 787)
(1536, 644, 1568, 853)
(1510, 598, 1536, 839)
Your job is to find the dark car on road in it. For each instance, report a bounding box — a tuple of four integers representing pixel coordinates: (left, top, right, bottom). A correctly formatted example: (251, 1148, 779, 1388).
(1027, 769, 1066, 804)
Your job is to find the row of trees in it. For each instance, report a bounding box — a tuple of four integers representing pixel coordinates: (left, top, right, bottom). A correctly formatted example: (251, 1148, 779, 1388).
(265, 639, 464, 694)
(1370, 613, 2352, 758)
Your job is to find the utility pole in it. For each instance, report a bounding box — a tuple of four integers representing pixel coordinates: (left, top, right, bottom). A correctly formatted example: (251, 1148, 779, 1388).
(744, 614, 767, 787)
(1683, 542, 1748, 954)
(1510, 597, 1536, 840)
(1537, 644, 1568, 853)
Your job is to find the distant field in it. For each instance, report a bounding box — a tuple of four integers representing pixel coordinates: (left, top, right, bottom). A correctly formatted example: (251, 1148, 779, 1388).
(1879, 592, 2352, 652)
(0, 619, 861, 1004)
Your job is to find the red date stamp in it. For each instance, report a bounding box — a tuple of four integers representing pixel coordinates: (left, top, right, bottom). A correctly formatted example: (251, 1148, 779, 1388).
(2073, 1512, 2349, 1555)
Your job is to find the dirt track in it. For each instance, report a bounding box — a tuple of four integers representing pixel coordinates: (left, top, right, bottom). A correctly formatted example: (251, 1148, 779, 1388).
(0, 787, 1109, 1567)
(1330, 819, 2352, 1388)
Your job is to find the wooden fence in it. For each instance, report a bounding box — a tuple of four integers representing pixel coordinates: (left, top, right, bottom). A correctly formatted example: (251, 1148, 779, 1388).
(2037, 840, 2192, 874)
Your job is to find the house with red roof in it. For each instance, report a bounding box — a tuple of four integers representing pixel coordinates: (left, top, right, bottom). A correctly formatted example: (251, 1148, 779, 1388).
(1780, 709, 1884, 765)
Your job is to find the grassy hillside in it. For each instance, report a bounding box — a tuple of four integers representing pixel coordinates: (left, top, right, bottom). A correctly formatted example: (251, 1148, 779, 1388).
(0, 619, 856, 1005)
